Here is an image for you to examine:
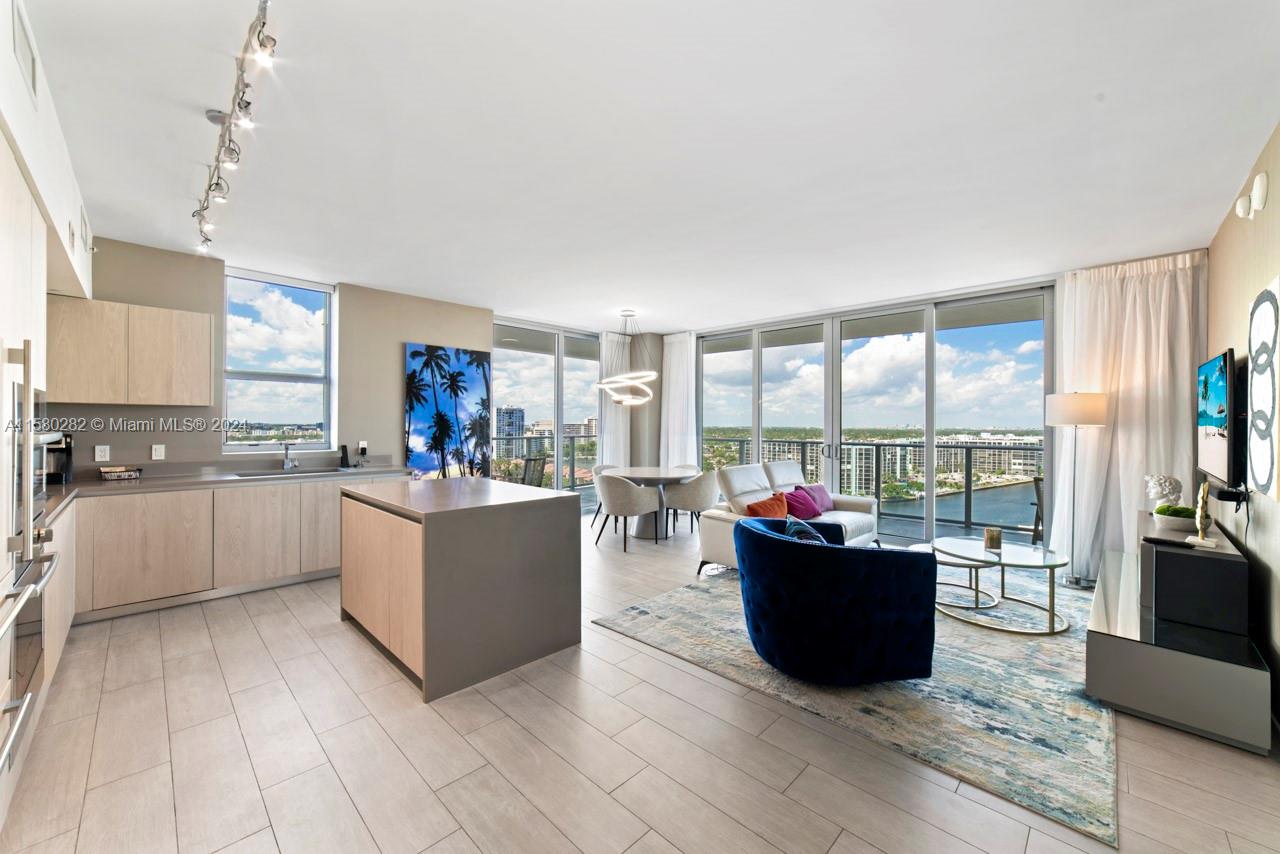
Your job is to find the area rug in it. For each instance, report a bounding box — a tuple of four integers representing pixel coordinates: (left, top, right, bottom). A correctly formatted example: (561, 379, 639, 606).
(594, 562, 1118, 846)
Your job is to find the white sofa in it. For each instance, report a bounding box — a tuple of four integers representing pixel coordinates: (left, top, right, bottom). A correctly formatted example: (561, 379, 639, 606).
(698, 460, 878, 571)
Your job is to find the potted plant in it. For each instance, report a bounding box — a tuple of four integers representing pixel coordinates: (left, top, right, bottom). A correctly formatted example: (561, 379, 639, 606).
(1152, 503, 1203, 532)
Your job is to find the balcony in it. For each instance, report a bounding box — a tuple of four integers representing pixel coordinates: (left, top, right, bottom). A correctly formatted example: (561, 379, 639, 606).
(493, 433, 598, 512)
(701, 436, 1044, 544)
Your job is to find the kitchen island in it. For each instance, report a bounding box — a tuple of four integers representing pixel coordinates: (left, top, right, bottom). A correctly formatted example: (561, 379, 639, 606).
(339, 478, 581, 700)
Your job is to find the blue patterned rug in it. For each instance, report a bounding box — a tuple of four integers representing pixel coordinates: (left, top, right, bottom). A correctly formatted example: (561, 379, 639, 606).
(594, 562, 1117, 846)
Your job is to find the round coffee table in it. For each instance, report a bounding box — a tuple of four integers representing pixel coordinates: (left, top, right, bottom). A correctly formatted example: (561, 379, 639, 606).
(909, 543, 1000, 611)
(930, 537, 1071, 636)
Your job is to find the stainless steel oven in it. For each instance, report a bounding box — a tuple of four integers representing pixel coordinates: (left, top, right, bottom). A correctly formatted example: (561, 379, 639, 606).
(1, 339, 60, 770)
(10, 381, 48, 555)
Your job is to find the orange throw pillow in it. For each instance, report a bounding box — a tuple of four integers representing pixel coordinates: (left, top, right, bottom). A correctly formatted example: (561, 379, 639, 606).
(745, 492, 788, 518)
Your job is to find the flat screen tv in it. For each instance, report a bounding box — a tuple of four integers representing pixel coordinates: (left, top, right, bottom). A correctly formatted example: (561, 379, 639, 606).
(1196, 349, 1236, 485)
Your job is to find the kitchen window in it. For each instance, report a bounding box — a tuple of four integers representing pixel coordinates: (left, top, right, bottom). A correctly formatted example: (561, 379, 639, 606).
(223, 269, 334, 450)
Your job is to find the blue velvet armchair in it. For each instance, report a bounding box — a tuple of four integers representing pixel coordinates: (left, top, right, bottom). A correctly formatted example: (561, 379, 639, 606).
(732, 518, 936, 686)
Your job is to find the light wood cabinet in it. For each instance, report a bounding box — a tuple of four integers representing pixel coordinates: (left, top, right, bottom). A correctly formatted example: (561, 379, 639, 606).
(74, 498, 94, 614)
(46, 297, 213, 406)
(340, 497, 423, 676)
(43, 504, 77, 692)
(214, 484, 301, 588)
(89, 490, 213, 609)
(46, 296, 129, 404)
(301, 480, 374, 573)
(127, 304, 212, 406)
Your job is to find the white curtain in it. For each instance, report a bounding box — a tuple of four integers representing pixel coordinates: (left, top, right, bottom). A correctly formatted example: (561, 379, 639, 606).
(1049, 250, 1203, 581)
(599, 331, 631, 468)
(660, 332, 698, 469)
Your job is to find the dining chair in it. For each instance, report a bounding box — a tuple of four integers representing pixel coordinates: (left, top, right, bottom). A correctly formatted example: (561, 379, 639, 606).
(521, 456, 547, 486)
(590, 463, 618, 526)
(663, 469, 718, 534)
(595, 474, 661, 552)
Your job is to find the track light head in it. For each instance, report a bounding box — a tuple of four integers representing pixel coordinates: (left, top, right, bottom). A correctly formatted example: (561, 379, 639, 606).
(253, 23, 277, 67)
(208, 175, 230, 203)
(218, 138, 241, 170)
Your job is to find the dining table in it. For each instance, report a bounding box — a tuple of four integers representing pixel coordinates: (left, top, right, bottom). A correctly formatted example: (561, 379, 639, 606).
(608, 466, 699, 539)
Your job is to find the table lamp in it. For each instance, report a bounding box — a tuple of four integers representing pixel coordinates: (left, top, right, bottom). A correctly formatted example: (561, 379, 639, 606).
(1045, 392, 1107, 588)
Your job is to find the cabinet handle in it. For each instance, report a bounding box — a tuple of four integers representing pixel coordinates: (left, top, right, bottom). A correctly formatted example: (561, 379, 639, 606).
(31, 552, 60, 596)
(0, 585, 36, 641)
(0, 692, 34, 771)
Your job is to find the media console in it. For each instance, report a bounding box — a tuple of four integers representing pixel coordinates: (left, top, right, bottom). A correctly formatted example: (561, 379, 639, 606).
(1085, 513, 1271, 753)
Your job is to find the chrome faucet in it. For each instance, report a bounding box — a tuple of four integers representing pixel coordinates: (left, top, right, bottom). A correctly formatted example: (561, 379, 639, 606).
(281, 441, 298, 471)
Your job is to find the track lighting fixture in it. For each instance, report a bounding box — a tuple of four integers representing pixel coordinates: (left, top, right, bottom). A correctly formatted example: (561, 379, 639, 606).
(189, 0, 277, 253)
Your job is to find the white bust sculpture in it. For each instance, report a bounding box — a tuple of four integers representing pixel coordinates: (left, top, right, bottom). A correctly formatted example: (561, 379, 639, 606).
(1144, 474, 1182, 507)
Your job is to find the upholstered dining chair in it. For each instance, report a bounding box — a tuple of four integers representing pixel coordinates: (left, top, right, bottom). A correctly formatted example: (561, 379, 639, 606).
(663, 470, 718, 534)
(590, 464, 618, 526)
(595, 474, 661, 552)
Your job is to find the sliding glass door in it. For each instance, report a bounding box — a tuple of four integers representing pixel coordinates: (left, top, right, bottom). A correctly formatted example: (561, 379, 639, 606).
(697, 286, 1051, 543)
(492, 322, 600, 505)
(699, 332, 754, 471)
(561, 334, 601, 502)
(933, 295, 1046, 541)
(760, 324, 827, 484)
(839, 311, 927, 541)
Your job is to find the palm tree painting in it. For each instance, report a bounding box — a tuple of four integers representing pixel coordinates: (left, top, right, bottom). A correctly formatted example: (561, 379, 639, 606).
(405, 343, 492, 478)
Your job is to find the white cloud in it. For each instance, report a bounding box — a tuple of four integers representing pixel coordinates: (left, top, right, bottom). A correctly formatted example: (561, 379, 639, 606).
(1017, 340, 1044, 355)
(226, 380, 323, 424)
(227, 284, 326, 371)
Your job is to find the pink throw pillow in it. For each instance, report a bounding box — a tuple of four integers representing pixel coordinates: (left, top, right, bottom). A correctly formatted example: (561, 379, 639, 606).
(799, 482, 834, 512)
(784, 487, 821, 520)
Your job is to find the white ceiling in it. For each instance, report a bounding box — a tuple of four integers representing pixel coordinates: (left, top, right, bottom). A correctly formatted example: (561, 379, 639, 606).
(28, 0, 1280, 333)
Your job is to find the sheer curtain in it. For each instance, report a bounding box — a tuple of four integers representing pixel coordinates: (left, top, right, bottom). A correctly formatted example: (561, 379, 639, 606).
(599, 331, 631, 468)
(1049, 250, 1204, 581)
(660, 332, 698, 469)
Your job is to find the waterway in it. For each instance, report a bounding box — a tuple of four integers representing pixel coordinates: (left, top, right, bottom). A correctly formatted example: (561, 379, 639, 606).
(881, 480, 1038, 529)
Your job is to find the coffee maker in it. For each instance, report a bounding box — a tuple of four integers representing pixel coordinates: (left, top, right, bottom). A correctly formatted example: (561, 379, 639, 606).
(44, 432, 73, 484)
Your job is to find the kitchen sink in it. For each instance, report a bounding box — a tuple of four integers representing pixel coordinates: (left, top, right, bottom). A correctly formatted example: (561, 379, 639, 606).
(234, 467, 350, 478)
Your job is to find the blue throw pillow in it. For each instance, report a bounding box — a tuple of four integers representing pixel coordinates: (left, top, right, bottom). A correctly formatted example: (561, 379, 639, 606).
(783, 515, 826, 544)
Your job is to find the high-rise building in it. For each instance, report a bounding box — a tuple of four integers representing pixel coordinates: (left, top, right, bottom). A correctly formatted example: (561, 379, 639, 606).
(495, 407, 525, 458)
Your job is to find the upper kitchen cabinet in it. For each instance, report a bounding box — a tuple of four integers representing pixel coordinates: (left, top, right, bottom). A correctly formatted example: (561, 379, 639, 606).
(2, 0, 93, 299)
(127, 304, 212, 405)
(46, 296, 127, 403)
(46, 296, 213, 406)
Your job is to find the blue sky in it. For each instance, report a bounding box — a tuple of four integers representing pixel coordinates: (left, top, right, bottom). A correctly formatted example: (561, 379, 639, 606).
(703, 319, 1045, 430)
(224, 277, 328, 423)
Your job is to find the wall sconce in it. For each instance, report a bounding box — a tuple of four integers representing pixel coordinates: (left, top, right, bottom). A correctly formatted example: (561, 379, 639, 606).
(1235, 172, 1268, 220)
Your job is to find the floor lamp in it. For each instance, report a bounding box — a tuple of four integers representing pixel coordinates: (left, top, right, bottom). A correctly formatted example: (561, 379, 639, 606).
(1045, 392, 1107, 588)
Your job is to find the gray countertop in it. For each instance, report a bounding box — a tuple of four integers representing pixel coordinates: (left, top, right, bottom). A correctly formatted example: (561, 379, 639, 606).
(341, 477, 577, 521)
(45, 465, 408, 524)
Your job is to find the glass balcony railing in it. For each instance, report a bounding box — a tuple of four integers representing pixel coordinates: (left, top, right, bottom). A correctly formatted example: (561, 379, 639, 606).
(492, 434, 599, 507)
(701, 437, 1044, 541)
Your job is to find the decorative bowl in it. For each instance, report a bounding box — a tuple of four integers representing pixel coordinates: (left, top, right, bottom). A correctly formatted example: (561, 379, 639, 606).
(1152, 513, 1200, 533)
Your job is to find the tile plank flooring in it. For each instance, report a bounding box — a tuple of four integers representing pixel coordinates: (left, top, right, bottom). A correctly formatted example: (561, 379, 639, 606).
(4, 517, 1278, 853)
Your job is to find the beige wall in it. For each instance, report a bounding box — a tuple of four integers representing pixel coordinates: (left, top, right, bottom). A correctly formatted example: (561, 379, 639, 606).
(336, 283, 493, 466)
(49, 240, 497, 471)
(629, 333, 663, 466)
(1207, 121, 1280, 716)
(47, 238, 227, 465)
